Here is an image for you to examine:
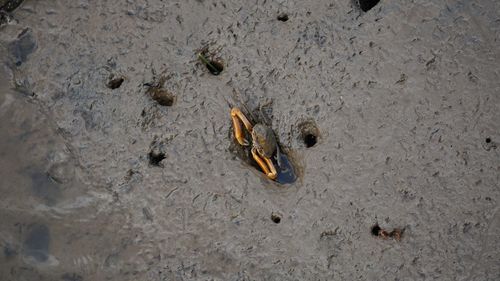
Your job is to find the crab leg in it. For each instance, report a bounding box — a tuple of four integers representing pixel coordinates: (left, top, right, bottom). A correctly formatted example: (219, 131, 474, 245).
(251, 148, 278, 180)
(231, 107, 253, 146)
(263, 156, 278, 180)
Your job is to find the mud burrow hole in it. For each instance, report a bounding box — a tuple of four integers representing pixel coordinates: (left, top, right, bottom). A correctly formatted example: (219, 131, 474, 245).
(197, 51, 224, 76)
(205, 60, 224, 75)
(371, 224, 381, 236)
(148, 139, 167, 167)
(358, 0, 380, 12)
(304, 133, 317, 148)
(148, 151, 165, 167)
(271, 213, 282, 224)
(298, 120, 320, 148)
(107, 76, 124, 89)
(482, 137, 497, 151)
(277, 13, 289, 22)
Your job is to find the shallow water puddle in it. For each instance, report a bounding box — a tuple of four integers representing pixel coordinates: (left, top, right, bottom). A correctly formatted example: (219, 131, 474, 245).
(272, 150, 297, 184)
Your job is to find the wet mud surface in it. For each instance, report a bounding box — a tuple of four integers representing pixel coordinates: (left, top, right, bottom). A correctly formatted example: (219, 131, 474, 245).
(1, 0, 499, 280)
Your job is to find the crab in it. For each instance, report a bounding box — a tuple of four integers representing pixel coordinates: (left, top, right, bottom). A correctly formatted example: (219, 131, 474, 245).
(231, 107, 278, 180)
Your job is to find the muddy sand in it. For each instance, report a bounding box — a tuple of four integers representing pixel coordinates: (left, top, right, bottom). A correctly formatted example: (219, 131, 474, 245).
(0, 0, 499, 280)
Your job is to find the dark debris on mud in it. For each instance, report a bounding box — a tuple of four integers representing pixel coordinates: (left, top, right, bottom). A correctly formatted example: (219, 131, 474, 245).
(197, 46, 224, 75)
(106, 75, 124, 89)
(144, 73, 176, 106)
(371, 224, 404, 241)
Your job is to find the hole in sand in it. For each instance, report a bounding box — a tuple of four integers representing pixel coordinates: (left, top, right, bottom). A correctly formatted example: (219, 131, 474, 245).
(371, 224, 381, 236)
(107, 76, 124, 89)
(206, 60, 224, 75)
(144, 73, 176, 106)
(298, 120, 320, 148)
(197, 52, 224, 76)
(277, 13, 289, 22)
(304, 133, 317, 148)
(148, 151, 165, 167)
(482, 137, 497, 151)
(358, 0, 380, 12)
(271, 213, 281, 224)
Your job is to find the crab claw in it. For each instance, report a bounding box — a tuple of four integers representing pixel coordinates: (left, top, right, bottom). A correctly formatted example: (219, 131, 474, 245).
(231, 107, 253, 147)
